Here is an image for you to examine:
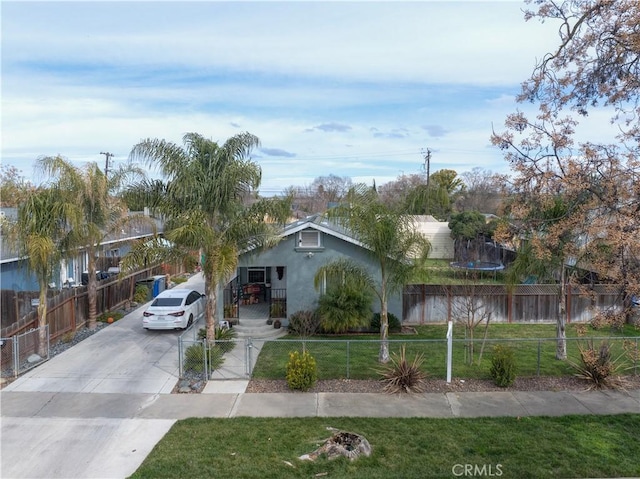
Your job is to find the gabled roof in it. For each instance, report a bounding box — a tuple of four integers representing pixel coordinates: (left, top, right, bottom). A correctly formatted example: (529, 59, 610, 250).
(281, 213, 365, 249)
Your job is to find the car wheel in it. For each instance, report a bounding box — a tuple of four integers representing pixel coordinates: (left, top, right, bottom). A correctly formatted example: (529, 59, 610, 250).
(186, 314, 194, 329)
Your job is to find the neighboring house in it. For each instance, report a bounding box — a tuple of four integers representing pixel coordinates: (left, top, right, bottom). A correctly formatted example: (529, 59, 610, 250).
(228, 214, 404, 325)
(413, 215, 454, 259)
(0, 208, 162, 292)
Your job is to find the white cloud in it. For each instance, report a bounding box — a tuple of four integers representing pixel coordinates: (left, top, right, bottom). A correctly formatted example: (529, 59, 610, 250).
(1, 1, 575, 195)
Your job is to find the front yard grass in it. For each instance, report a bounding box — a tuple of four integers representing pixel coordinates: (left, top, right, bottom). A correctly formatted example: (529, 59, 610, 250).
(129, 414, 640, 479)
(251, 323, 640, 381)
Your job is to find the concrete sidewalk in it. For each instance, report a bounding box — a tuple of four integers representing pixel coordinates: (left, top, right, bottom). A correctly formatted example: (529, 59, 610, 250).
(2, 386, 639, 479)
(3, 386, 639, 421)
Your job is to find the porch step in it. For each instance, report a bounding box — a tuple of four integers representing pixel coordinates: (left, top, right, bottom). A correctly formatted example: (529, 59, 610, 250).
(233, 318, 287, 339)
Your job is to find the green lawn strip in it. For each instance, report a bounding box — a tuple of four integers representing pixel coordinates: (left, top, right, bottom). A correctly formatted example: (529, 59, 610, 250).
(251, 324, 640, 381)
(129, 414, 640, 479)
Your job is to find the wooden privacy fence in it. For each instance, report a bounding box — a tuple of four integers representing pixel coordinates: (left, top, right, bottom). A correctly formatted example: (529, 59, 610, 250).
(403, 284, 623, 324)
(0, 265, 169, 342)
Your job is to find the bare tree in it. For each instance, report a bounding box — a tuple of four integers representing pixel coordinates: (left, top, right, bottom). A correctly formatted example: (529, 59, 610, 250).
(492, 0, 640, 344)
(447, 284, 492, 365)
(377, 173, 425, 209)
(284, 174, 352, 215)
(457, 167, 508, 214)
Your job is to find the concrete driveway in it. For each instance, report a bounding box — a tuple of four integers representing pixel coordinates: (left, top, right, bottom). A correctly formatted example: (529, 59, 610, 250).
(1, 273, 205, 479)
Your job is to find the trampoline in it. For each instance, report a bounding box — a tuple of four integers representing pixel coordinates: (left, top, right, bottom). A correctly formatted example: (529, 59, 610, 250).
(450, 261, 505, 280)
(450, 261, 505, 272)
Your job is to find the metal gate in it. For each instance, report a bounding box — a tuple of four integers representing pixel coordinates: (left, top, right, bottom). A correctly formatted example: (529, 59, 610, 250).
(177, 319, 262, 380)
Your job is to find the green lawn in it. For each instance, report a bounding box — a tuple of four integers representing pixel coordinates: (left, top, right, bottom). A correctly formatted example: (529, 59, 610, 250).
(129, 414, 640, 479)
(251, 323, 640, 381)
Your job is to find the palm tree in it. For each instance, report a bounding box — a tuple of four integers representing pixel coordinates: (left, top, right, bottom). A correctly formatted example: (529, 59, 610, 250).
(318, 184, 431, 363)
(7, 186, 76, 356)
(126, 132, 291, 342)
(313, 258, 375, 333)
(38, 156, 151, 329)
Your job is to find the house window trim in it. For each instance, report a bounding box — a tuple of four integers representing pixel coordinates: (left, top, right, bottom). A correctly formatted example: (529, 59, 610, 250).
(296, 230, 323, 251)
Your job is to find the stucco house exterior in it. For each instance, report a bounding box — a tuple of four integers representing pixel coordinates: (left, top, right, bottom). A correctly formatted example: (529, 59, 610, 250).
(225, 214, 404, 325)
(225, 213, 451, 325)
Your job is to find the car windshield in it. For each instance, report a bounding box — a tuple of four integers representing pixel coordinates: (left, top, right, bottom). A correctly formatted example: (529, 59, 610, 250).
(152, 298, 183, 307)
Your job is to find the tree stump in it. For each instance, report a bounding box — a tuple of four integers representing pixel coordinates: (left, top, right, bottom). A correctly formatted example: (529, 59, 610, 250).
(299, 430, 372, 461)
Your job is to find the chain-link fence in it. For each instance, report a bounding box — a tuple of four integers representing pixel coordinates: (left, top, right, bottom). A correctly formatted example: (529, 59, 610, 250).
(1, 325, 49, 378)
(249, 336, 640, 381)
(177, 317, 248, 380)
(176, 329, 639, 382)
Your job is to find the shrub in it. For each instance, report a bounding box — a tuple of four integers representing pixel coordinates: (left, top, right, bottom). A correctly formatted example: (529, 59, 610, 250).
(489, 345, 517, 387)
(60, 331, 75, 344)
(378, 344, 427, 394)
(288, 310, 321, 337)
(316, 283, 373, 334)
(286, 350, 317, 391)
(97, 311, 123, 323)
(183, 343, 224, 374)
(196, 326, 237, 352)
(172, 276, 188, 285)
(133, 285, 149, 303)
(370, 312, 402, 333)
(569, 339, 626, 390)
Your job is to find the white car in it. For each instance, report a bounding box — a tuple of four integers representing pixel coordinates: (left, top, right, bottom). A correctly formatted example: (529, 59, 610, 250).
(142, 289, 205, 330)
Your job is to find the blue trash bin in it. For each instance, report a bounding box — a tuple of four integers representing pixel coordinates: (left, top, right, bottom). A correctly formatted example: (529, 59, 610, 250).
(151, 275, 167, 298)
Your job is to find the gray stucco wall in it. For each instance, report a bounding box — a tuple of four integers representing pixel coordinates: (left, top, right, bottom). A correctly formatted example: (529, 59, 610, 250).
(236, 230, 403, 323)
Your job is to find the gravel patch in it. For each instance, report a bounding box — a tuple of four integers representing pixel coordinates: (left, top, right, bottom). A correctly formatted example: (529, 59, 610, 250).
(49, 323, 109, 358)
(246, 375, 640, 394)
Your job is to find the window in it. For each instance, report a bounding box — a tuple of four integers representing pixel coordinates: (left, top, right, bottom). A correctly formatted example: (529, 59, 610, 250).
(298, 230, 320, 248)
(152, 298, 183, 307)
(186, 291, 201, 305)
(248, 267, 266, 283)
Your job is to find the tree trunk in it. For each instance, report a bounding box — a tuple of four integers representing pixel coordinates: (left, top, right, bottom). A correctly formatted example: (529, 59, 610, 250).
(378, 288, 390, 363)
(87, 249, 98, 330)
(467, 325, 474, 365)
(556, 268, 567, 360)
(37, 283, 48, 358)
(619, 246, 633, 324)
(477, 313, 492, 365)
(205, 278, 218, 346)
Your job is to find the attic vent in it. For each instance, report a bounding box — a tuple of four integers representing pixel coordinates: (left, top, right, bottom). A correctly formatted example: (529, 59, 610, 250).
(299, 230, 320, 247)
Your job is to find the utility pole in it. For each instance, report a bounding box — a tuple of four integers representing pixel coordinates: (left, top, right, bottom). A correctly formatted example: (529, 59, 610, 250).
(100, 151, 114, 177)
(422, 148, 431, 215)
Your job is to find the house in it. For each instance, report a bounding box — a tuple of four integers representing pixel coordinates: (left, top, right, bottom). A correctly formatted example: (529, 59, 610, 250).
(0, 208, 162, 291)
(227, 214, 404, 325)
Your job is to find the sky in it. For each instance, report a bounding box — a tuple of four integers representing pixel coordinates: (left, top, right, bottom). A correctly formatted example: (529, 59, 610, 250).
(2, 0, 571, 196)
